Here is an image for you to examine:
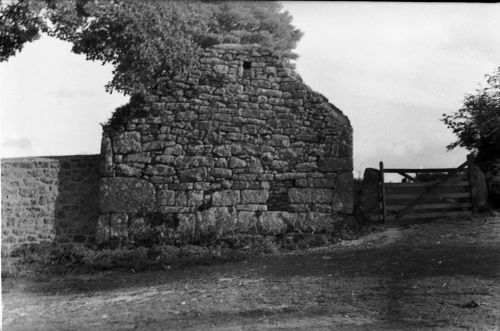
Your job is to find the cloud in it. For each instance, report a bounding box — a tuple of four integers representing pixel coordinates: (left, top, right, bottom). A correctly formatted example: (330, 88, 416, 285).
(2, 137, 32, 150)
(439, 23, 500, 64)
(50, 87, 97, 98)
(346, 94, 468, 172)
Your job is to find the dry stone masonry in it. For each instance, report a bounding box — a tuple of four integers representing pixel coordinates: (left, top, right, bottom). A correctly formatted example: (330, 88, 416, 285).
(98, 44, 353, 245)
(1, 156, 100, 254)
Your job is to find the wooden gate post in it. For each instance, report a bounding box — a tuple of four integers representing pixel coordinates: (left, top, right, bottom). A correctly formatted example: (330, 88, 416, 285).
(379, 161, 387, 223)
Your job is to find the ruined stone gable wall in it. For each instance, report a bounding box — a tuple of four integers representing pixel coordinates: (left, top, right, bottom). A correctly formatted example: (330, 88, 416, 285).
(1, 155, 100, 254)
(98, 44, 353, 244)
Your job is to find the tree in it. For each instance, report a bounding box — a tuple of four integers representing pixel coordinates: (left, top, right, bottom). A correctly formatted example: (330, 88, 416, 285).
(442, 67, 500, 162)
(202, 1, 303, 55)
(0, 0, 43, 61)
(0, 0, 303, 96)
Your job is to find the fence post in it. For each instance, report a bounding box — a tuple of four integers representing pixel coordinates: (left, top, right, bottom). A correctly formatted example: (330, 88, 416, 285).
(379, 161, 387, 223)
(466, 154, 478, 216)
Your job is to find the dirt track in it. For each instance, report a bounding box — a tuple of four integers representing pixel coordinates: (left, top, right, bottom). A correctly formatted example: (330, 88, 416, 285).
(3, 216, 500, 330)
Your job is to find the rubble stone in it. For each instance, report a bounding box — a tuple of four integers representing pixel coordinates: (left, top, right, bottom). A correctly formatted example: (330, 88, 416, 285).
(97, 44, 353, 244)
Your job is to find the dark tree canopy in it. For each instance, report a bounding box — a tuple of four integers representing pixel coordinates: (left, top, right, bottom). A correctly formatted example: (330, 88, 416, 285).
(0, 0, 303, 96)
(442, 67, 500, 162)
(0, 0, 43, 61)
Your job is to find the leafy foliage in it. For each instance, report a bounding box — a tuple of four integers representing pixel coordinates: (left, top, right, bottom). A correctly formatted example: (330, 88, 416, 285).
(202, 1, 303, 55)
(51, 1, 211, 96)
(442, 67, 500, 160)
(0, 0, 303, 96)
(0, 0, 43, 61)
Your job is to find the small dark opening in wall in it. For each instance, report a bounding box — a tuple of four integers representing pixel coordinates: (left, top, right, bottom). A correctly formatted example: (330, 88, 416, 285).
(243, 61, 252, 70)
(267, 181, 293, 211)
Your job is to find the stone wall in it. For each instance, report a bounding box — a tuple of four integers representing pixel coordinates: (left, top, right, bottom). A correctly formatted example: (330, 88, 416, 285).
(98, 44, 353, 245)
(1, 155, 100, 254)
(355, 168, 382, 223)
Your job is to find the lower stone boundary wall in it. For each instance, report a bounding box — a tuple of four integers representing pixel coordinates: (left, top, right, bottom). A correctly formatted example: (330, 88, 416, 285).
(1, 155, 101, 255)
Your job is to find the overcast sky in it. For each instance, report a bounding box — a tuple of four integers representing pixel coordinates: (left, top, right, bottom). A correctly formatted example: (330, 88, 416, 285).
(1, 2, 500, 175)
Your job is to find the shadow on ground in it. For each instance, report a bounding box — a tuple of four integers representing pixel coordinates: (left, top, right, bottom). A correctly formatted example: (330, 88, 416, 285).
(3, 218, 500, 330)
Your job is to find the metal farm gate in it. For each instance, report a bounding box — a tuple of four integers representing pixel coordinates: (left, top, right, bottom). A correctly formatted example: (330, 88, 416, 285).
(379, 155, 478, 224)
